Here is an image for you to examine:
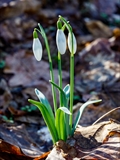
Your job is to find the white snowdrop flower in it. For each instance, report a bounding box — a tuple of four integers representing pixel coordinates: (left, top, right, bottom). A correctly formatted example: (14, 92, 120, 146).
(68, 32, 77, 54)
(32, 30, 43, 61)
(32, 38, 42, 61)
(56, 29, 66, 55)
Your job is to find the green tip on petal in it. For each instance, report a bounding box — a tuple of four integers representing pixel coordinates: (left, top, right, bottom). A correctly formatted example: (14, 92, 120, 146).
(33, 30, 38, 39)
(57, 20, 62, 29)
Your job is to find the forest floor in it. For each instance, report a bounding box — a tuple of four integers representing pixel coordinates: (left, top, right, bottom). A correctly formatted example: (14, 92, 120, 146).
(0, 0, 120, 159)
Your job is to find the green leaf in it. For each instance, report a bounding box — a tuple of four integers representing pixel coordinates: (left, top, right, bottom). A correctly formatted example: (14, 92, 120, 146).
(59, 106, 71, 138)
(35, 88, 50, 107)
(72, 99, 102, 134)
(55, 108, 67, 141)
(49, 80, 67, 107)
(35, 88, 54, 120)
(59, 107, 71, 115)
(28, 99, 58, 143)
(63, 84, 70, 99)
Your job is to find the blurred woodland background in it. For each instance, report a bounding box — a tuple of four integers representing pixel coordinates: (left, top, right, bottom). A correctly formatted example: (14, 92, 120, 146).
(0, 0, 120, 159)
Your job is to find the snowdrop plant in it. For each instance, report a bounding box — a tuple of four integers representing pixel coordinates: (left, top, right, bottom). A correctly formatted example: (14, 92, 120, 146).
(29, 16, 101, 144)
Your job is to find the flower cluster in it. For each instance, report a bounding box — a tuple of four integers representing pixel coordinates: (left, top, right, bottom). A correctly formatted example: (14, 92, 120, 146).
(33, 20, 77, 61)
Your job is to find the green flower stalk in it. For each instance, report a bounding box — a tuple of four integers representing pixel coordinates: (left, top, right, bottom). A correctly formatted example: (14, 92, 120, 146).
(58, 15, 77, 135)
(34, 24, 57, 114)
(56, 20, 67, 106)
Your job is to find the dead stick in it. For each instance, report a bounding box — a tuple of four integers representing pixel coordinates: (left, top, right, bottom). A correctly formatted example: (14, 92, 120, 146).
(92, 106, 120, 125)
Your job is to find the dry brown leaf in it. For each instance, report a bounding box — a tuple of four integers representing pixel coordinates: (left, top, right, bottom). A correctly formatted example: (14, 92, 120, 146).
(46, 120, 120, 160)
(4, 50, 50, 87)
(0, 139, 26, 156)
(0, 123, 44, 158)
(33, 151, 50, 160)
(85, 20, 112, 38)
(4, 50, 69, 87)
(81, 131, 120, 160)
(0, 0, 44, 21)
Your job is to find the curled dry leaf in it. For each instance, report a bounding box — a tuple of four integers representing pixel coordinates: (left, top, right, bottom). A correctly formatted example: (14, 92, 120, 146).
(0, 139, 33, 159)
(81, 131, 120, 160)
(0, 123, 44, 158)
(46, 120, 120, 160)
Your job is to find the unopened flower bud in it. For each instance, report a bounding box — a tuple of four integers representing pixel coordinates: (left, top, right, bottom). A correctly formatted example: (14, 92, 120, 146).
(68, 32, 77, 54)
(56, 29, 66, 55)
(32, 30, 43, 61)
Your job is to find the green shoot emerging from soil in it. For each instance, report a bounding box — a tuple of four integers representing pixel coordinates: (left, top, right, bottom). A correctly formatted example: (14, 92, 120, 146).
(28, 15, 101, 144)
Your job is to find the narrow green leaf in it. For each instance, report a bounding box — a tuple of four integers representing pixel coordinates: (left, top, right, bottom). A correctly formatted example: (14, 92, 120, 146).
(55, 108, 61, 139)
(28, 99, 58, 143)
(72, 99, 102, 135)
(49, 80, 67, 107)
(35, 88, 54, 120)
(50, 81, 70, 137)
(55, 108, 67, 141)
(59, 106, 71, 138)
(49, 80, 64, 95)
(59, 107, 71, 115)
(63, 84, 70, 99)
(35, 88, 50, 107)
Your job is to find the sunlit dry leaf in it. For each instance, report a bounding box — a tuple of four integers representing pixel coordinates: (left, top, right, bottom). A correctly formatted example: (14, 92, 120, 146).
(0, 139, 24, 155)
(103, 130, 120, 143)
(33, 151, 50, 160)
(81, 131, 120, 160)
(46, 120, 120, 160)
(0, 123, 44, 158)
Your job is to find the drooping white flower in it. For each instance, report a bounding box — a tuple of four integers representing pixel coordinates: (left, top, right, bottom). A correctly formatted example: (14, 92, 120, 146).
(32, 38, 42, 61)
(56, 29, 66, 55)
(68, 32, 77, 54)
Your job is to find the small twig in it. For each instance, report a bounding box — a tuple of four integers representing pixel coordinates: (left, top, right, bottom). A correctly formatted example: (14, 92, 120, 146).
(92, 106, 120, 125)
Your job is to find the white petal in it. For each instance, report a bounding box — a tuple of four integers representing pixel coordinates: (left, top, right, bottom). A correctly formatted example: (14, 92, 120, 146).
(68, 32, 77, 54)
(56, 29, 66, 55)
(32, 38, 42, 61)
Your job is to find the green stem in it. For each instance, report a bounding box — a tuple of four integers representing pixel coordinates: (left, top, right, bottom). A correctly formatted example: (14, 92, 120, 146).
(69, 54, 74, 135)
(58, 51, 62, 106)
(59, 16, 75, 135)
(46, 44, 57, 114)
(49, 61, 57, 113)
(36, 26, 57, 114)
